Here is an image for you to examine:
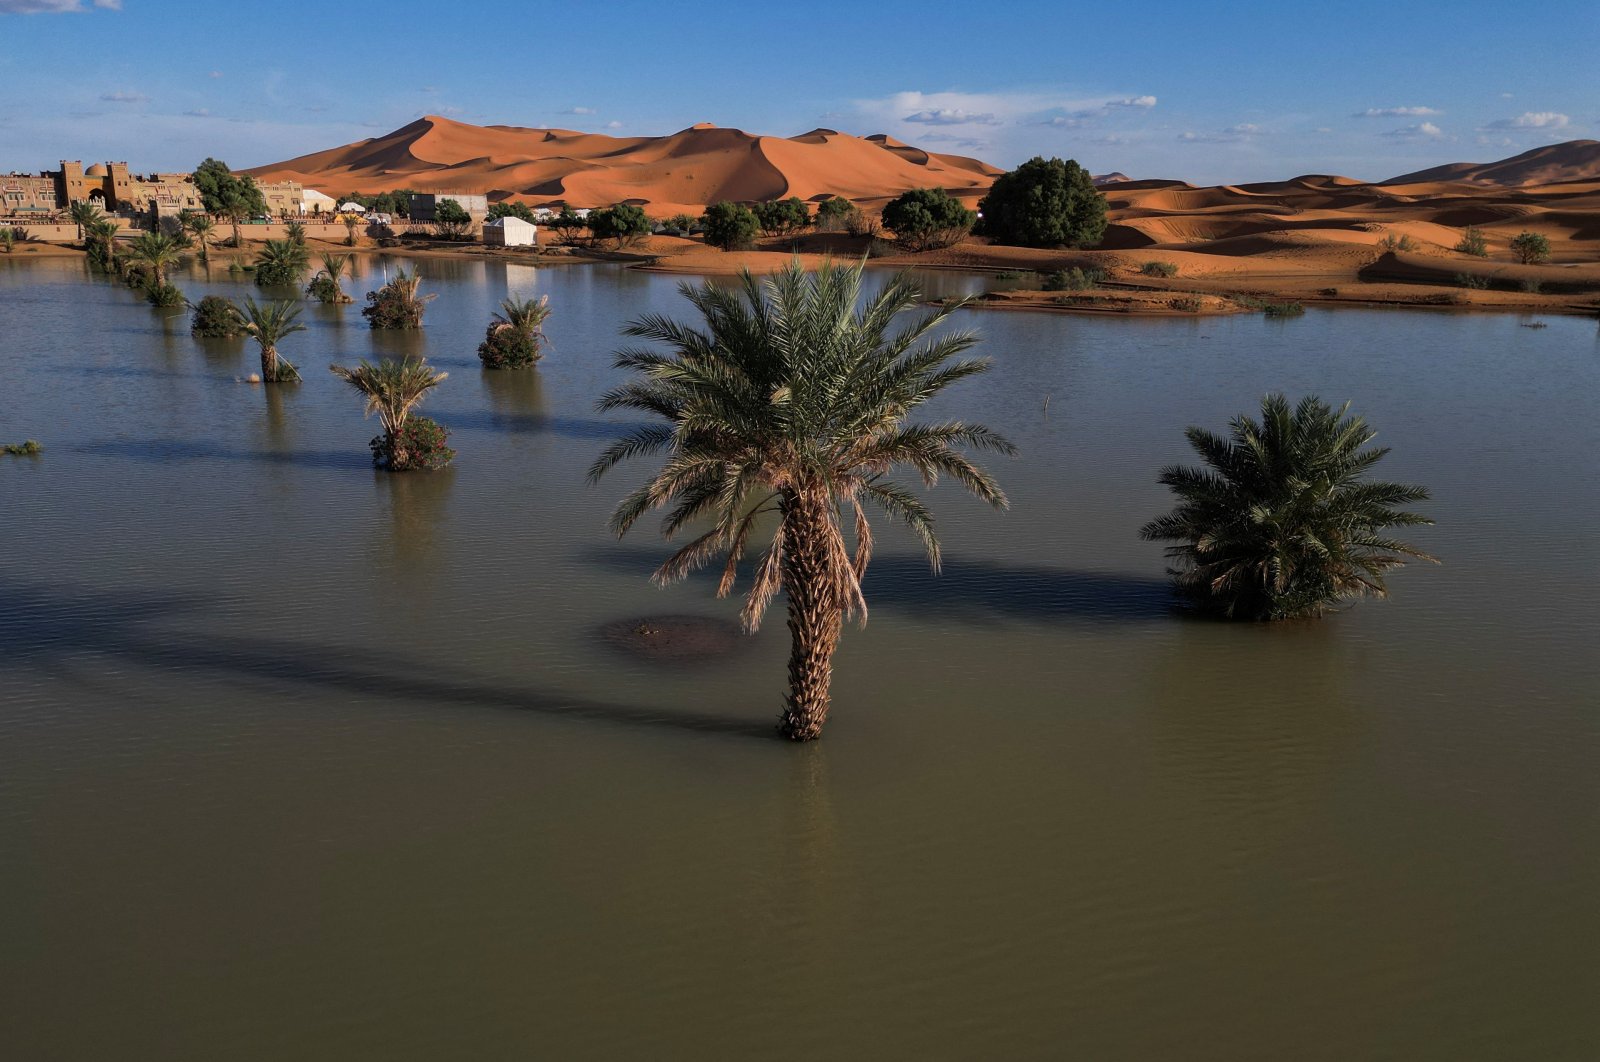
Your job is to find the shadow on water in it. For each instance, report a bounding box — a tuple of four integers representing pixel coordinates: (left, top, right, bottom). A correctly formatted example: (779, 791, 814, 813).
(446, 405, 653, 441)
(79, 437, 364, 472)
(0, 577, 776, 742)
(584, 544, 1175, 625)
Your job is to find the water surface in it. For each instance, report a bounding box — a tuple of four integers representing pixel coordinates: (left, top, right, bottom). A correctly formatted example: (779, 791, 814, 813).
(2, 256, 1597, 1060)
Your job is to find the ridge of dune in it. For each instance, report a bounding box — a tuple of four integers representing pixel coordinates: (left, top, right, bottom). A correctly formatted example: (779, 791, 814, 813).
(1384, 139, 1600, 187)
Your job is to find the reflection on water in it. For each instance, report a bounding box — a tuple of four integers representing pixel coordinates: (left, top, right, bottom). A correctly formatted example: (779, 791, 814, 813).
(0, 259, 1596, 1060)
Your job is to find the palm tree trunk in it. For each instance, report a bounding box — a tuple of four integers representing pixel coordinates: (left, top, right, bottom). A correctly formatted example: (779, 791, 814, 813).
(260, 343, 276, 381)
(778, 492, 843, 741)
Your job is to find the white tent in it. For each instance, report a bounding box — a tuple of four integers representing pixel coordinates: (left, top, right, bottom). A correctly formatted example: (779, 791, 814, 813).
(300, 189, 336, 215)
(337, 201, 367, 214)
(483, 216, 537, 247)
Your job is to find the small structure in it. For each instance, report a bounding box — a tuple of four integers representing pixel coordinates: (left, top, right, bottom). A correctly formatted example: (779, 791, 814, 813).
(301, 189, 336, 215)
(337, 201, 367, 214)
(483, 216, 537, 247)
(409, 192, 489, 222)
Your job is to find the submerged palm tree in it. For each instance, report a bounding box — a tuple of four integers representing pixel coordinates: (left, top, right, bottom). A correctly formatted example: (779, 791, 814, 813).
(590, 260, 1014, 741)
(126, 231, 184, 286)
(477, 294, 552, 368)
(254, 238, 310, 287)
(1140, 393, 1436, 620)
(240, 296, 306, 382)
(307, 251, 354, 303)
(361, 267, 435, 329)
(328, 357, 452, 469)
(183, 213, 217, 262)
(83, 216, 120, 272)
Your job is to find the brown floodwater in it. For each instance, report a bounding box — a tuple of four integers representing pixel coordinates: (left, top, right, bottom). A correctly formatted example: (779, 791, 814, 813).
(1, 255, 1597, 1060)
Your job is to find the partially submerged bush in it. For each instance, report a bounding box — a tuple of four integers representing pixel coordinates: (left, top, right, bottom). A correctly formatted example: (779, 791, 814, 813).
(306, 252, 354, 304)
(254, 238, 310, 286)
(144, 280, 185, 307)
(371, 416, 455, 471)
(477, 294, 552, 369)
(1140, 260, 1179, 278)
(1262, 301, 1305, 317)
(3, 439, 42, 456)
(361, 268, 434, 329)
(191, 294, 247, 337)
(1041, 266, 1104, 291)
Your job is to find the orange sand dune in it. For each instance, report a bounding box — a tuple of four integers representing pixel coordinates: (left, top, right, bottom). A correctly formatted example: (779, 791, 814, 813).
(245, 115, 1001, 214)
(1385, 140, 1600, 187)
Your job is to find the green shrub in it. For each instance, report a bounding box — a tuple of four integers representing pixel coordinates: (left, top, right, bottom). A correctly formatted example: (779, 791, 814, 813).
(1519, 278, 1543, 294)
(144, 281, 185, 307)
(662, 213, 697, 234)
(1140, 260, 1179, 278)
(477, 295, 552, 369)
(1262, 301, 1305, 317)
(815, 196, 856, 232)
(1510, 231, 1550, 265)
(881, 187, 975, 252)
(1455, 226, 1488, 257)
(191, 295, 247, 337)
(992, 270, 1024, 280)
(433, 198, 474, 240)
(361, 269, 434, 329)
(976, 156, 1108, 248)
(589, 203, 652, 248)
(1455, 273, 1490, 290)
(487, 201, 537, 222)
(753, 197, 810, 236)
(1378, 232, 1420, 253)
(3, 439, 42, 456)
(701, 201, 760, 251)
(372, 416, 454, 471)
(254, 239, 309, 286)
(1041, 266, 1104, 291)
(1170, 297, 1203, 312)
(844, 211, 880, 238)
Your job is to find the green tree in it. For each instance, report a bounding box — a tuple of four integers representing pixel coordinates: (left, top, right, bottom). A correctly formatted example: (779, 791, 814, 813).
(192, 158, 266, 247)
(361, 268, 435, 329)
(254, 238, 310, 287)
(83, 217, 120, 272)
(126, 231, 186, 303)
(881, 187, 976, 252)
(433, 198, 473, 239)
(190, 295, 246, 338)
(1509, 231, 1550, 265)
(814, 196, 856, 232)
(1454, 225, 1488, 257)
(589, 261, 1015, 741)
(589, 203, 652, 248)
(342, 214, 362, 246)
(487, 201, 537, 222)
(69, 200, 103, 244)
(285, 219, 307, 245)
(1139, 394, 1436, 621)
(701, 201, 759, 251)
(477, 295, 552, 369)
(182, 212, 217, 262)
(329, 357, 454, 470)
(240, 296, 306, 382)
(977, 156, 1107, 248)
(754, 197, 810, 236)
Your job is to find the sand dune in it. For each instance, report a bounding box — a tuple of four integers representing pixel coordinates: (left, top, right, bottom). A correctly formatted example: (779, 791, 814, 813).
(1385, 140, 1600, 187)
(246, 115, 1000, 214)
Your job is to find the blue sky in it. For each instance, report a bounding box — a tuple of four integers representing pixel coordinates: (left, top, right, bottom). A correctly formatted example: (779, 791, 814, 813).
(1, 0, 1595, 184)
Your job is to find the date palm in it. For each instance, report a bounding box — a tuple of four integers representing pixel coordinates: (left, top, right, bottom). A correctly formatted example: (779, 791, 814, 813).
(328, 357, 450, 468)
(254, 238, 310, 287)
(184, 213, 217, 262)
(477, 294, 552, 368)
(307, 252, 354, 303)
(342, 215, 362, 246)
(1140, 393, 1436, 620)
(240, 296, 306, 382)
(590, 260, 1014, 741)
(126, 231, 184, 286)
(69, 200, 102, 243)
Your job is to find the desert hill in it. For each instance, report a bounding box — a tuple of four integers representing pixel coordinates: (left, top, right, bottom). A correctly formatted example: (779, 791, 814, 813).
(245, 115, 1001, 214)
(1385, 140, 1600, 187)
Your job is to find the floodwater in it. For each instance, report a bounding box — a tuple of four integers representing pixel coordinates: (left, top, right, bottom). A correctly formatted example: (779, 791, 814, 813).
(1, 255, 1596, 1060)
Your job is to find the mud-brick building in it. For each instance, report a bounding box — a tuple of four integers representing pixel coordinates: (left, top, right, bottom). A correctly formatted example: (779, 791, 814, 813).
(1, 161, 302, 220)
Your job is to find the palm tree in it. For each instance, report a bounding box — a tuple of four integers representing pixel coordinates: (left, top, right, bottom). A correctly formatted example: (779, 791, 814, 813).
(224, 200, 249, 248)
(83, 217, 120, 272)
(361, 267, 435, 329)
(254, 238, 310, 287)
(240, 296, 306, 382)
(342, 215, 362, 246)
(285, 220, 308, 245)
(307, 251, 354, 303)
(184, 213, 217, 262)
(590, 260, 1014, 741)
(126, 231, 185, 286)
(328, 357, 451, 469)
(69, 200, 102, 244)
(1139, 393, 1437, 620)
(477, 294, 552, 368)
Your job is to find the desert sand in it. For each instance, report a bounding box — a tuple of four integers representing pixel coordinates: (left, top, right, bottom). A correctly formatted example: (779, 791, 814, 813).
(235, 124, 1598, 316)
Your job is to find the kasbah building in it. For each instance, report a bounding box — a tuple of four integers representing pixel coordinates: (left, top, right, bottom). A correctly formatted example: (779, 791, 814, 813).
(1, 161, 303, 221)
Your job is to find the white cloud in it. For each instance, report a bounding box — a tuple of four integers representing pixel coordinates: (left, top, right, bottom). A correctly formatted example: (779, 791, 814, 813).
(1106, 95, 1157, 109)
(1489, 111, 1569, 129)
(0, 0, 116, 10)
(604, 120, 623, 129)
(208, 70, 223, 79)
(562, 106, 597, 115)
(1177, 123, 1265, 144)
(182, 108, 210, 117)
(1355, 106, 1440, 118)
(99, 90, 147, 103)
(904, 108, 1002, 126)
(1042, 115, 1089, 128)
(1381, 121, 1446, 139)
(1225, 123, 1263, 135)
